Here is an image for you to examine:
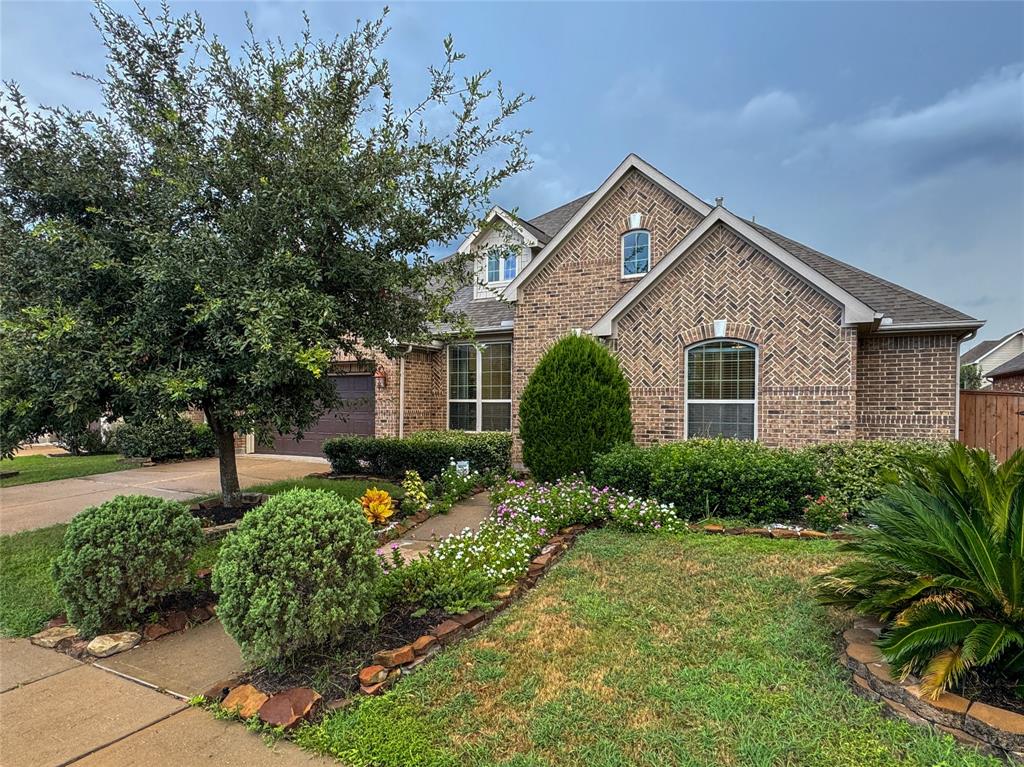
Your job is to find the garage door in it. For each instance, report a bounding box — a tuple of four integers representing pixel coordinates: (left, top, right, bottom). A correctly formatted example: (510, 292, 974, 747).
(257, 374, 374, 457)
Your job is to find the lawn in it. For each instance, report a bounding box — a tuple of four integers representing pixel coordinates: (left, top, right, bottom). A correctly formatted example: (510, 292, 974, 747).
(0, 453, 135, 487)
(0, 477, 400, 637)
(297, 530, 1001, 767)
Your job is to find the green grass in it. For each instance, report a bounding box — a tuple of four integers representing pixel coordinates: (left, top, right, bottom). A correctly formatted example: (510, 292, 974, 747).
(0, 453, 136, 487)
(0, 525, 65, 636)
(296, 530, 1001, 767)
(245, 477, 402, 501)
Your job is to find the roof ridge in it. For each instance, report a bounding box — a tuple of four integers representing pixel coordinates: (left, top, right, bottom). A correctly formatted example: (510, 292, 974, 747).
(526, 191, 593, 227)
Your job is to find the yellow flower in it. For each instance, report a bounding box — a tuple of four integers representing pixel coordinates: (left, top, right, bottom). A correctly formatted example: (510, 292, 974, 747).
(360, 487, 394, 525)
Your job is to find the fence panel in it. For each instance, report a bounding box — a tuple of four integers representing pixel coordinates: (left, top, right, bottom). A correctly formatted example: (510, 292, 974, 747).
(959, 390, 1024, 462)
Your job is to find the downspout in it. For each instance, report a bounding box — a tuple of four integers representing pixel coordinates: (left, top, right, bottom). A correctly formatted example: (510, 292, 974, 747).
(955, 328, 980, 443)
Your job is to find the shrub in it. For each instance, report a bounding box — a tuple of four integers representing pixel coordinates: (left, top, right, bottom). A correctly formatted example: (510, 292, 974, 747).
(54, 426, 109, 456)
(803, 440, 950, 518)
(400, 470, 429, 515)
(593, 439, 819, 523)
(801, 494, 847, 531)
(52, 495, 203, 635)
(110, 415, 216, 461)
(360, 487, 395, 525)
(519, 334, 633, 482)
(817, 445, 1024, 697)
(322, 431, 511, 480)
(213, 489, 381, 664)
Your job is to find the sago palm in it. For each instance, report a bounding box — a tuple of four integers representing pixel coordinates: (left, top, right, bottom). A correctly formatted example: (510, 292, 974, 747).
(817, 443, 1024, 698)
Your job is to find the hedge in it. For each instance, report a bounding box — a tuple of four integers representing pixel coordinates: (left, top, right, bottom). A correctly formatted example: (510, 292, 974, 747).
(591, 439, 820, 523)
(109, 415, 216, 462)
(323, 431, 512, 480)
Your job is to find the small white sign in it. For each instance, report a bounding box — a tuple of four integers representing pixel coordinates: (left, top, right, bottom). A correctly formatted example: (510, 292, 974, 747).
(455, 460, 470, 476)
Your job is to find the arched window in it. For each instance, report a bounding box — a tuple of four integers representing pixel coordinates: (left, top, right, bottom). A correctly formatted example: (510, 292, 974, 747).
(685, 340, 757, 440)
(621, 230, 650, 277)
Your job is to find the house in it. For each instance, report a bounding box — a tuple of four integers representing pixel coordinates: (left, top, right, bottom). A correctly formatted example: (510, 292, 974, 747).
(960, 328, 1024, 389)
(986, 352, 1024, 393)
(250, 154, 984, 457)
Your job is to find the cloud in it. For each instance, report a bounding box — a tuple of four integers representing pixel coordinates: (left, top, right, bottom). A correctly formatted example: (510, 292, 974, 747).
(738, 90, 805, 127)
(788, 64, 1024, 176)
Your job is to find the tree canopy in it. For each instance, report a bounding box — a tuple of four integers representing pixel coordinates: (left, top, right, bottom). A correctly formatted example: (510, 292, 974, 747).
(1, 2, 530, 502)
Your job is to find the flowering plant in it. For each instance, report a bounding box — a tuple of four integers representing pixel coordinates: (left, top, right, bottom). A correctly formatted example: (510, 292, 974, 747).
(802, 493, 847, 531)
(360, 487, 395, 525)
(401, 470, 429, 515)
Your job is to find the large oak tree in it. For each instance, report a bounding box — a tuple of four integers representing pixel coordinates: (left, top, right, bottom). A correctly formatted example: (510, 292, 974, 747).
(1, 2, 530, 504)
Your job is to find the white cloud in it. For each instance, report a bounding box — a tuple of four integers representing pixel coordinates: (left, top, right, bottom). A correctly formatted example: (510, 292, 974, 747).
(739, 90, 805, 127)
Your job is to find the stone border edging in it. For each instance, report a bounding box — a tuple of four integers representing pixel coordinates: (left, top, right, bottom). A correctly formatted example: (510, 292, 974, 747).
(689, 522, 852, 540)
(841, 618, 1024, 760)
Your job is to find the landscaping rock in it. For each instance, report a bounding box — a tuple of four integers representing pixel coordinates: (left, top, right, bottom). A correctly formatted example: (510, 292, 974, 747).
(87, 631, 141, 658)
(412, 635, 438, 656)
(531, 552, 553, 569)
(454, 609, 485, 630)
(965, 702, 1024, 751)
(163, 610, 188, 632)
(493, 585, 516, 600)
(46, 615, 68, 629)
(360, 681, 386, 695)
(853, 617, 884, 635)
(702, 524, 725, 534)
(143, 623, 172, 641)
(258, 687, 321, 729)
(433, 619, 462, 645)
(373, 645, 415, 668)
(30, 626, 79, 649)
(66, 639, 91, 660)
(202, 678, 238, 703)
(742, 527, 771, 537)
(769, 528, 799, 539)
(842, 628, 878, 645)
(358, 665, 388, 687)
(845, 642, 883, 665)
(221, 684, 269, 719)
(799, 529, 829, 539)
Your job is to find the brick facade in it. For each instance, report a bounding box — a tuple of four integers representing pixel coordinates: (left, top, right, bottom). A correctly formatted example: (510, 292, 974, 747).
(992, 374, 1024, 393)
(372, 348, 446, 438)
(613, 222, 858, 447)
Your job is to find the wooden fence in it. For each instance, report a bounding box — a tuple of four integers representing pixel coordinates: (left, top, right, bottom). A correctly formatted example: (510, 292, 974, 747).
(958, 390, 1024, 463)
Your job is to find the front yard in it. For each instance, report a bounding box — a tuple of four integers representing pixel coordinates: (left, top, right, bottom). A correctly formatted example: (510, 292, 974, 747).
(0, 452, 134, 487)
(297, 530, 1000, 767)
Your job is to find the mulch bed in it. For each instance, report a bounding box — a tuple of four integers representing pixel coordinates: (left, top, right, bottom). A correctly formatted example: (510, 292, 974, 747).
(191, 494, 269, 526)
(238, 605, 448, 699)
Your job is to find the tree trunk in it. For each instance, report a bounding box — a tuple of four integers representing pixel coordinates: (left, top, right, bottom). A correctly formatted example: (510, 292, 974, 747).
(205, 409, 242, 507)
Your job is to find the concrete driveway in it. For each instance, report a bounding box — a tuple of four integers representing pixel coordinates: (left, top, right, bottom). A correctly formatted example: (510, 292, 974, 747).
(0, 455, 327, 534)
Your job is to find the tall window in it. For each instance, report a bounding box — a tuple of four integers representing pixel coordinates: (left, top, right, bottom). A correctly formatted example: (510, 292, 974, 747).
(621, 230, 650, 277)
(686, 340, 756, 440)
(448, 342, 512, 431)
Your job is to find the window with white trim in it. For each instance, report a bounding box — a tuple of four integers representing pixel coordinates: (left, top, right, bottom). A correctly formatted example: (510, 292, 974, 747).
(621, 230, 650, 277)
(448, 342, 512, 432)
(485, 249, 519, 284)
(685, 340, 756, 440)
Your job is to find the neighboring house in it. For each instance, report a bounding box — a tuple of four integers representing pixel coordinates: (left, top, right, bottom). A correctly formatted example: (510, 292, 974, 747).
(960, 328, 1024, 389)
(250, 154, 984, 457)
(986, 351, 1024, 393)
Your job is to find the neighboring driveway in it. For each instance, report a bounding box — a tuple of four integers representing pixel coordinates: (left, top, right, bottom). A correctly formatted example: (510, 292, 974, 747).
(0, 455, 327, 534)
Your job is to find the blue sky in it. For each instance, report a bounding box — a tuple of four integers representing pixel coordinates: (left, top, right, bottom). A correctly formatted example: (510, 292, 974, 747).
(2, 2, 1022, 347)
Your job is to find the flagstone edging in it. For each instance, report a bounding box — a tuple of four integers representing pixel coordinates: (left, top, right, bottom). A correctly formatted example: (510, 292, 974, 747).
(841, 618, 1024, 761)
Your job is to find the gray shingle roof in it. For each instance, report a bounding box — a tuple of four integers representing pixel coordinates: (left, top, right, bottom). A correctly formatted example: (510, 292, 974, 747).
(747, 221, 978, 326)
(987, 350, 1024, 378)
(526, 193, 592, 238)
(961, 329, 1023, 363)
(434, 284, 514, 334)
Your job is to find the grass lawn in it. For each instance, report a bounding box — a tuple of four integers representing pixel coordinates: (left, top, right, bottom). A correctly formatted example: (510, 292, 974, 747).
(0, 477, 398, 637)
(297, 530, 1001, 767)
(0, 453, 135, 487)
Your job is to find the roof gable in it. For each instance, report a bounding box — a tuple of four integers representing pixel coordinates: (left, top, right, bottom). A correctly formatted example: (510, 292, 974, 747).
(987, 350, 1024, 379)
(591, 207, 878, 337)
(502, 154, 712, 300)
(962, 328, 1024, 364)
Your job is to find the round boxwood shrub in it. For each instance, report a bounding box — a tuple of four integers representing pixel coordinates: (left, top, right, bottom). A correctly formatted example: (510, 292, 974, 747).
(519, 333, 633, 482)
(52, 495, 203, 636)
(213, 488, 382, 664)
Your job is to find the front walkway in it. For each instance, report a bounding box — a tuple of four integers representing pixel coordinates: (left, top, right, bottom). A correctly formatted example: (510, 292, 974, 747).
(0, 455, 326, 534)
(0, 492, 493, 766)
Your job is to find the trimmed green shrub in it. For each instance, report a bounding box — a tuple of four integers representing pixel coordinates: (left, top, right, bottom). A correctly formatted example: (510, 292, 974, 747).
(519, 334, 633, 482)
(323, 431, 511, 480)
(592, 439, 820, 522)
(52, 495, 203, 635)
(817, 445, 1024, 697)
(110, 415, 216, 461)
(213, 488, 381, 664)
(803, 440, 950, 518)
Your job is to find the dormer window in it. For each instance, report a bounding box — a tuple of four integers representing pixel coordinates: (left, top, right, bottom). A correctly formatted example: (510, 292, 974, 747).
(485, 249, 519, 284)
(622, 230, 650, 277)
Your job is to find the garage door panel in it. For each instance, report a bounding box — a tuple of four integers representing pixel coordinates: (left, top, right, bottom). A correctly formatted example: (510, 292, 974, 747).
(256, 375, 374, 457)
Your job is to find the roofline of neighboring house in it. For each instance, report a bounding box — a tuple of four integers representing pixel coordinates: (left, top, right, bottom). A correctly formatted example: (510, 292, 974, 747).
(503, 153, 713, 301)
(961, 328, 1024, 365)
(590, 205, 880, 338)
(986, 351, 1024, 379)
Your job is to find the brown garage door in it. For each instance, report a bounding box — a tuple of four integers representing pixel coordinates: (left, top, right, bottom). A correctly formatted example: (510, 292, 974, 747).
(257, 374, 374, 457)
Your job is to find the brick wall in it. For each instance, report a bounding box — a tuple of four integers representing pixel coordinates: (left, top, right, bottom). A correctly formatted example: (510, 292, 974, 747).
(370, 348, 445, 437)
(992, 374, 1024, 393)
(855, 333, 959, 440)
(513, 169, 703, 455)
(613, 222, 857, 447)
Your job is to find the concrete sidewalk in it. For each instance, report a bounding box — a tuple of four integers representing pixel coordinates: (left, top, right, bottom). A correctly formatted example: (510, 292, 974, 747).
(0, 455, 326, 534)
(379, 491, 492, 563)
